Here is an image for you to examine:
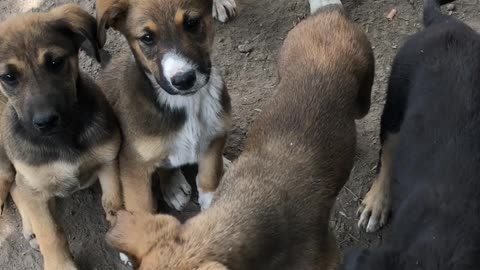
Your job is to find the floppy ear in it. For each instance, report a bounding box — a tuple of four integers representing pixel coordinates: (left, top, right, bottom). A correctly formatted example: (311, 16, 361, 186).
(96, 0, 129, 48)
(106, 210, 181, 262)
(48, 4, 101, 62)
(197, 262, 229, 270)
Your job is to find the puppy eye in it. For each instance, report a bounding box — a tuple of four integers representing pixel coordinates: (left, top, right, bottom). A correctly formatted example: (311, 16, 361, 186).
(184, 17, 201, 33)
(46, 56, 65, 72)
(0, 73, 18, 86)
(140, 33, 155, 46)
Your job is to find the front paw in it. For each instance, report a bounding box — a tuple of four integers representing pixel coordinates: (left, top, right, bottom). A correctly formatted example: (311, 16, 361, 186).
(102, 195, 123, 223)
(213, 0, 237, 23)
(160, 170, 192, 211)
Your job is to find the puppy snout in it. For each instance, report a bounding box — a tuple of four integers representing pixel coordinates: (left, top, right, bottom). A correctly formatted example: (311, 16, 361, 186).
(171, 70, 196, 90)
(33, 112, 60, 132)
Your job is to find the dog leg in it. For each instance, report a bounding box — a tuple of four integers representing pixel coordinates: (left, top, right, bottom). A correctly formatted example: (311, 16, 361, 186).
(11, 183, 77, 270)
(159, 168, 192, 211)
(196, 136, 227, 210)
(98, 161, 123, 222)
(309, 0, 342, 14)
(213, 0, 237, 23)
(0, 169, 13, 216)
(0, 148, 14, 216)
(120, 157, 156, 213)
(12, 184, 37, 250)
(357, 133, 398, 232)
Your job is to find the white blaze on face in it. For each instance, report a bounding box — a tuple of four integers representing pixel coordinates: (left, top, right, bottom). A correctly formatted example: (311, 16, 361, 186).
(161, 52, 195, 87)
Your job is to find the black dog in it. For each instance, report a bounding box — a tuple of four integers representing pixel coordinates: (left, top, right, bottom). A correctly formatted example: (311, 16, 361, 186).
(347, 0, 480, 269)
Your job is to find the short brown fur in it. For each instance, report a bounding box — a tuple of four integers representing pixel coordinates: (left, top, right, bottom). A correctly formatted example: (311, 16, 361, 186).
(96, 0, 231, 213)
(0, 5, 122, 269)
(107, 5, 374, 270)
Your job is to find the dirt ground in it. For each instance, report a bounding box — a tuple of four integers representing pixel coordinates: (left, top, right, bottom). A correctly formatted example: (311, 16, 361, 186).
(0, 0, 479, 269)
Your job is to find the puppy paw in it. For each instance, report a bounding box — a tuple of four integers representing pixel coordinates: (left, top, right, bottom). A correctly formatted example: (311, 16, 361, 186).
(198, 191, 214, 211)
(102, 195, 123, 223)
(357, 179, 390, 233)
(119, 252, 133, 267)
(213, 0, 237, 23)
(160, 170, 192, 211)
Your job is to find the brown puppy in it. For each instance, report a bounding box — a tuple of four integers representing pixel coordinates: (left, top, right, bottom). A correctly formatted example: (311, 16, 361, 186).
(106, 0, 374, 269)
(0, 4, 122, 270)
(96, 0, 231, 215)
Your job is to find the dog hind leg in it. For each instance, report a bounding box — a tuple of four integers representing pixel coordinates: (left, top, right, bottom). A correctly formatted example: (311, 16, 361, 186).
(309, 0, 342, 14)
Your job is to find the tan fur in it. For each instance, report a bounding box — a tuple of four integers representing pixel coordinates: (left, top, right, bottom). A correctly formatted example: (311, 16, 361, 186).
(96, 0, 230, 213)
(197, 136, 226, 193)
(107, 5, 374, 270)
(358, 133, 398, 232)
(0, 4, 123, 269)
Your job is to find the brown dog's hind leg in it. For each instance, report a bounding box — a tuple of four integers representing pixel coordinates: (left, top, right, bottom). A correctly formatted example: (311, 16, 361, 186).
(357, 133, 398, 233)
(11, 182, 77, 270)
(120, 157, 156, 214)
(196, 136, 227, 210)
(98, 161, 123, 222)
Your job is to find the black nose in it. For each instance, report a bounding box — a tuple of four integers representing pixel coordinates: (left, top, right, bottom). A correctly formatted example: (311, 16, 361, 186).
(171, 70, 196, 90)
(33, 113, 60, 132)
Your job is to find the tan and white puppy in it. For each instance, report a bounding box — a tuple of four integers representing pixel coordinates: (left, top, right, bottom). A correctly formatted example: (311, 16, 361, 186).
(96, 0, 231, 214)
(0, 4, 123, 270)
(105, 0, 374, 269)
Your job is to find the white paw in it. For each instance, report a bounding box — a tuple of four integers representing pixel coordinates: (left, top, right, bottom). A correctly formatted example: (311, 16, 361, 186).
(198, 191, 214, 210)
(119, 252, 133, 267)
(160, 170, 192, 211)
(213, 0, 237, 23)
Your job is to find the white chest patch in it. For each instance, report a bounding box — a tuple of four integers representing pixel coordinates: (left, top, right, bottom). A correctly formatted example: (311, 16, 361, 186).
(163, 69, 226, 168)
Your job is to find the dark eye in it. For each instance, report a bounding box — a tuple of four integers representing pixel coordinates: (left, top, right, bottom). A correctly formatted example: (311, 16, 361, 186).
(0, 73, 18, 86)
(140, 33, 155, 46)
(184, 17, 201, 33)
(46, 56, 65, 72)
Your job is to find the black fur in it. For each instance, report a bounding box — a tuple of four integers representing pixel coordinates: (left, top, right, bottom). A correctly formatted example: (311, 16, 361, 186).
(343, 0, 480, 269)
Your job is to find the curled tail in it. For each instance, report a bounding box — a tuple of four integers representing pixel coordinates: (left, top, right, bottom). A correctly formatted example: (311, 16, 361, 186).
(423, 0, 456, 27)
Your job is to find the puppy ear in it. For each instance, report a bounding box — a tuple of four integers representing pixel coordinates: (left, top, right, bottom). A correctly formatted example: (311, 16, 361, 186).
(48, 4, 101, 62)
(106, 210, 181, 263)
(198, 262, 229, 270)
(96, 0, 129, 48)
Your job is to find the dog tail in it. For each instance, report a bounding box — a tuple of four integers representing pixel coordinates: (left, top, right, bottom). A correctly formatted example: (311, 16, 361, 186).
(309, 0, 343, 14)
(423, 0, 456, 27)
